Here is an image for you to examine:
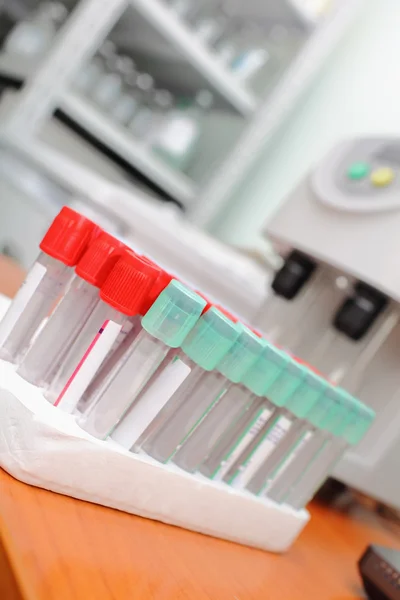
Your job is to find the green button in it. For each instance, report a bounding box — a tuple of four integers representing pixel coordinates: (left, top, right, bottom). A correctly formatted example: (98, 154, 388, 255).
(347, 162, 370, 180)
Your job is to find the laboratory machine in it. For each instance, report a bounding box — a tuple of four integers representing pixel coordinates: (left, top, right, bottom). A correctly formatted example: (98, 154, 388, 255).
(259, 138, 400, 509)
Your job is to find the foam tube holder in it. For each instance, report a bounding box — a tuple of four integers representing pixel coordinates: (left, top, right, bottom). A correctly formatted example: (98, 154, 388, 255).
(0, 360, 310, 553)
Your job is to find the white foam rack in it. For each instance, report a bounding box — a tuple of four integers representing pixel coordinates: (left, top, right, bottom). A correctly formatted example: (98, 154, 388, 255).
(0, 358, 309, 553)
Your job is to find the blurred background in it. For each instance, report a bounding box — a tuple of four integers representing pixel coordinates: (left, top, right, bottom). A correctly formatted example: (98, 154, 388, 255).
(1, 0, 400, 511)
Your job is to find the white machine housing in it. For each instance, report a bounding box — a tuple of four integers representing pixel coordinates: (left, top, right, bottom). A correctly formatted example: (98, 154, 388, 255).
(263, 138, 400, 508)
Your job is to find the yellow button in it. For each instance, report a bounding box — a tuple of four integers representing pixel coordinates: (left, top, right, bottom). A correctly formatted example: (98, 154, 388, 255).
(371, 167, 395, 187)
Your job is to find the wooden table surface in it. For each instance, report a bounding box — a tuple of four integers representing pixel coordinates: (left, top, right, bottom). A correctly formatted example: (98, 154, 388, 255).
(0, 257, 398, 600)
(1, 466, 399, 600)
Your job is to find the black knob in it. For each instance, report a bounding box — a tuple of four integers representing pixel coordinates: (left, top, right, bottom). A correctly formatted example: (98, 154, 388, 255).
(333, 282, 388, 341)
(271, 250, 317, 300)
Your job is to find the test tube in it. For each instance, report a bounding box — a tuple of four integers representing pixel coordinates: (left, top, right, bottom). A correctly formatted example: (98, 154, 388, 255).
(245, 369, 329, 495)
(171, 325, 266, 473)
(0, 207, 95, 363)
(223, 358, 308, 490)
(78, 281, 207, 439)
(124, 307, 241, 462)
(76, 268, 173, 415)
(17, 232, 125, 387)
(285, 399, 375, 510)
(45, 253, 159, 413)
(265, 386, 354, 504)
(198, 344, 291, 481)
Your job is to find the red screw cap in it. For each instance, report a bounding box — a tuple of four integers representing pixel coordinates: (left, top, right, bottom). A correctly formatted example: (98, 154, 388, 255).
(75, 232, 126, 288)
(195, 291, 213, 314)
(141, 270, 174, 315)
(40, 206, 96, 267)
(100, 253, 160, 316)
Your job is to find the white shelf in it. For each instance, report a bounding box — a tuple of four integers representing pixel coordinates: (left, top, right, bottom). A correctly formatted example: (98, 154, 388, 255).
(59, 91, 196, 206)
(128, 0, 257, 118)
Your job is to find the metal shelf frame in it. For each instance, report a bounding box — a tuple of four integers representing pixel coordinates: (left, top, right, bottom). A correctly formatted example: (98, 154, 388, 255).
(0, 0, 362, 212)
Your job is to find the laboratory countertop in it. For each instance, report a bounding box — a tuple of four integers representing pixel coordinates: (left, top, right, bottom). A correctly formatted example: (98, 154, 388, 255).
(0, 257, 398, 600)
(1, 465, 399, 600)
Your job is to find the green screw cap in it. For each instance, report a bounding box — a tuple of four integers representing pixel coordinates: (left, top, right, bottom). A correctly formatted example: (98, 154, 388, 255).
(142, 281, 206, 348)
(217, 325, 266, 383)
(336, 390, 376, 445)
(317, 387, 350, 434)
(241, 344, 289, 396)
(286, 369, 328, 418)
(306, 384, 337, 429)
(265, 359, 306, 407)
(347, 162, 370, 180)
(181, 307, 241, 371)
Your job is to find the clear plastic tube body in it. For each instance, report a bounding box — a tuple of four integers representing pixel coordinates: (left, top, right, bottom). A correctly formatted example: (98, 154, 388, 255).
(142, 369, 227, 464)
(199, 390, 275, 480)
(246, 419, 312, 495)
(284, 437, 348, 510)
(78, 329, 173, 439)
(45, 300, 128, 413)
(17, 277, 100, 387)
(77, 315, 142, 415)
(225, 407, 296, 490)
(133, 361, 224, 463)
(264, 430, 327, 504)
(110, 347, 190, 448)
(0, 253, 73, 363)
(172, 379, 252, 473)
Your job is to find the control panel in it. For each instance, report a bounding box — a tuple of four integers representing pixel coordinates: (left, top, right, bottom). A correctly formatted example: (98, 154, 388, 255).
(312, 139, 400, 214)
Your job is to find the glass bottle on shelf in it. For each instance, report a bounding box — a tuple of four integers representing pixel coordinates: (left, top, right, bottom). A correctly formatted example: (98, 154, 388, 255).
(167, 0, 197, 20)
(212, 1, 242, 65)
(146, 90, 174, 143)
(74, 41, 117, 95)
(106, 60, 152, 127)
(4, 2, 68, 58)
(230, 24, 276, 87)
(192, 2, 230, 47)
(128, 81, 175, 142)
(90, 53, 131, 111)
(151, 89, 213, 172)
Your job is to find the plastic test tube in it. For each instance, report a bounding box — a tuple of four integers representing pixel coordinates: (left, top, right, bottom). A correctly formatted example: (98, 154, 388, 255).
(0, 207, 95, 363)
(17, 232, 125, 387)
(45, 253, 159, 413)
(198, 344, 291, 481)
(245, 369, 329, 495)
(265, 386, 353, 505)
(284, 397, 375, 510)
(107, 304, 239, 453)
(171, 325, 266, 473)
(126, 307, 241, 463)
(223, 357, 308, 490)
(78, 281, 207, 439)
(76, 267, 173, 415)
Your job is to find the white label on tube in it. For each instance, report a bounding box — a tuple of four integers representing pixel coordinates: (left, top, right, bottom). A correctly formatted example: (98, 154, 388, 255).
(55, 320, 122, 414)
(111, 359, 191, 449)
(0, 262, 46, 345)
(212, 407, 273, 481)
(261, 431, 313, 495)
(230, 416, 293, 490)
